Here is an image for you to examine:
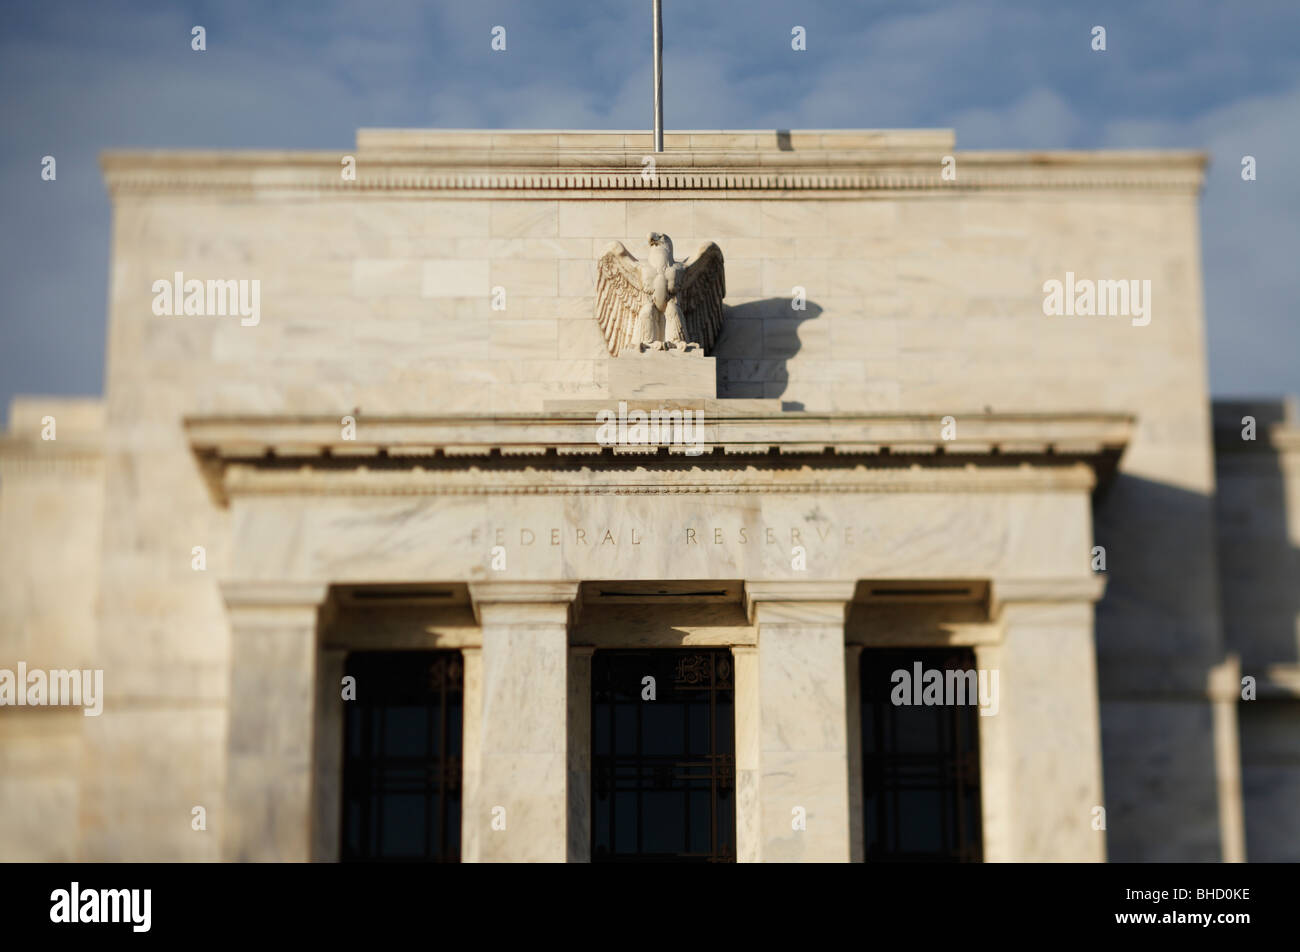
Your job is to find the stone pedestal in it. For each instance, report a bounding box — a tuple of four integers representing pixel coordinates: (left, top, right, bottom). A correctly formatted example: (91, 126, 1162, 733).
(606, 350, 717, 400)
(467, 582, 578, 862)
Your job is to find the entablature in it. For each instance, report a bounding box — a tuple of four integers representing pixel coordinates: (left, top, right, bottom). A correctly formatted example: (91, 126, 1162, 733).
(185, 410, 1132, 506)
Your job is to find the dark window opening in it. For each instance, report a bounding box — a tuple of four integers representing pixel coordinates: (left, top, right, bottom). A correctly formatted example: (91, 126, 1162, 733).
(860, 648, 983, 862)
(592, 649, 736, 862)
(341, 651, 463, 862)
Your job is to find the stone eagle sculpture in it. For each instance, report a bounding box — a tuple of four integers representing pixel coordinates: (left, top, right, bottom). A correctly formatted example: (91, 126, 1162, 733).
(595, 233, 725, 356)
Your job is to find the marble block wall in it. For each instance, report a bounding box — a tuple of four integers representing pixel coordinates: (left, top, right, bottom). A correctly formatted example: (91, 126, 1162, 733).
(0, 130, 1231, 860)
(0, 398, 104, 860)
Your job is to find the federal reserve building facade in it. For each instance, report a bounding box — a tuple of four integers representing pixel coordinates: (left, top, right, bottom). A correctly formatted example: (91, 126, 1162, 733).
(2, 129, 1297, 863)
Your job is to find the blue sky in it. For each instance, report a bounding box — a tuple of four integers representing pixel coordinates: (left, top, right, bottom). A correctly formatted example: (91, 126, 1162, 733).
(2, 0, 1298, 420)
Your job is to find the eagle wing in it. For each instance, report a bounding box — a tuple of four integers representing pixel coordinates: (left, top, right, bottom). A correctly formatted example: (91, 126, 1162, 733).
(676, 242, 726, 354)
(595, 241, 649, 356)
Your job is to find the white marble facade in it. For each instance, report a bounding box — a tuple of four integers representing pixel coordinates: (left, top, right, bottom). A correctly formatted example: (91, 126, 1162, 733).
(1, 129, 1281, 862)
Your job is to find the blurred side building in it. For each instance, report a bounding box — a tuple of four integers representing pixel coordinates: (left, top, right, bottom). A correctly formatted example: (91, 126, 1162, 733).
(1212, 397, 1300, 861)
(1, 129, 1296, 862)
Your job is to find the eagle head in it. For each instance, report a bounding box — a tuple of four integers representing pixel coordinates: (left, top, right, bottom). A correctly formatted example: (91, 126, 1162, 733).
(646, 232, 674, 266)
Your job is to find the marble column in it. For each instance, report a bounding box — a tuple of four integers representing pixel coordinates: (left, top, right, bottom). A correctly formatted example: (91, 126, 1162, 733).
(459, 646, 482, 862)
(567, 646, 595, 862)
(312, 647, 346, 862)
(467, 581, 579, 863)
(732, 645, 760, 862)
(1209, 655, 1246, 863)
(981, 578, 1107, 862)
(744, 580, 856, 862)
(844, 644, 866, 863)
(220, 581, 328, 862)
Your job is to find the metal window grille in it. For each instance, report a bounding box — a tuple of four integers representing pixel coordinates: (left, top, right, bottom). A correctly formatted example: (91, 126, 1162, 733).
(341, 651, 463, 862)
(592, 649, 736, 862)
(860, 648, 983, 862)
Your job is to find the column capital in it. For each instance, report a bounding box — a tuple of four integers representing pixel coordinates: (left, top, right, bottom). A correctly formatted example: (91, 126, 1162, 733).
(1208, 654, 1243, 702)
(990, 575, 1106, 615)
(220, 580, 330, 627)
(469, 580, 581, 626)
(221, 580, 330, 609)
(744, 580, 856, 626)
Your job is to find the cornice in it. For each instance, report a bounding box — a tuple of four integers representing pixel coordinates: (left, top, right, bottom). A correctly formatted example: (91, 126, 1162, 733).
(0, 436, 103, 477)
(101, 129, 1208, 197)
(184, 409, 1131, 506)
(217, 461, 1100, 502)
(184, 410, 1135, 459)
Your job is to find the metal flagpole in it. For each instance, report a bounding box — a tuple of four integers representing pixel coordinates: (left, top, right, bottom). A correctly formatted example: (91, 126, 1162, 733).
(653, 0, 664, 153)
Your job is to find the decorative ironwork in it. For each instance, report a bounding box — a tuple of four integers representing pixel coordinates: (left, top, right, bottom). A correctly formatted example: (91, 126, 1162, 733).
(673, 654, 707, 685)
(859, 648, 984, 863)
(592, 649, 736, 862)
(716, 656, 732, 685)
(341, 651, 463, 862)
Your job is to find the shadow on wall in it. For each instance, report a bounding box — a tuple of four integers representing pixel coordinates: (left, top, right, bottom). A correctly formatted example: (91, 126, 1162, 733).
(1092, 472, 1258, 862)
(1212, 398, 1300, 862)
(713, 298, 823, 408)
(1214, 399, 1300, 669)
